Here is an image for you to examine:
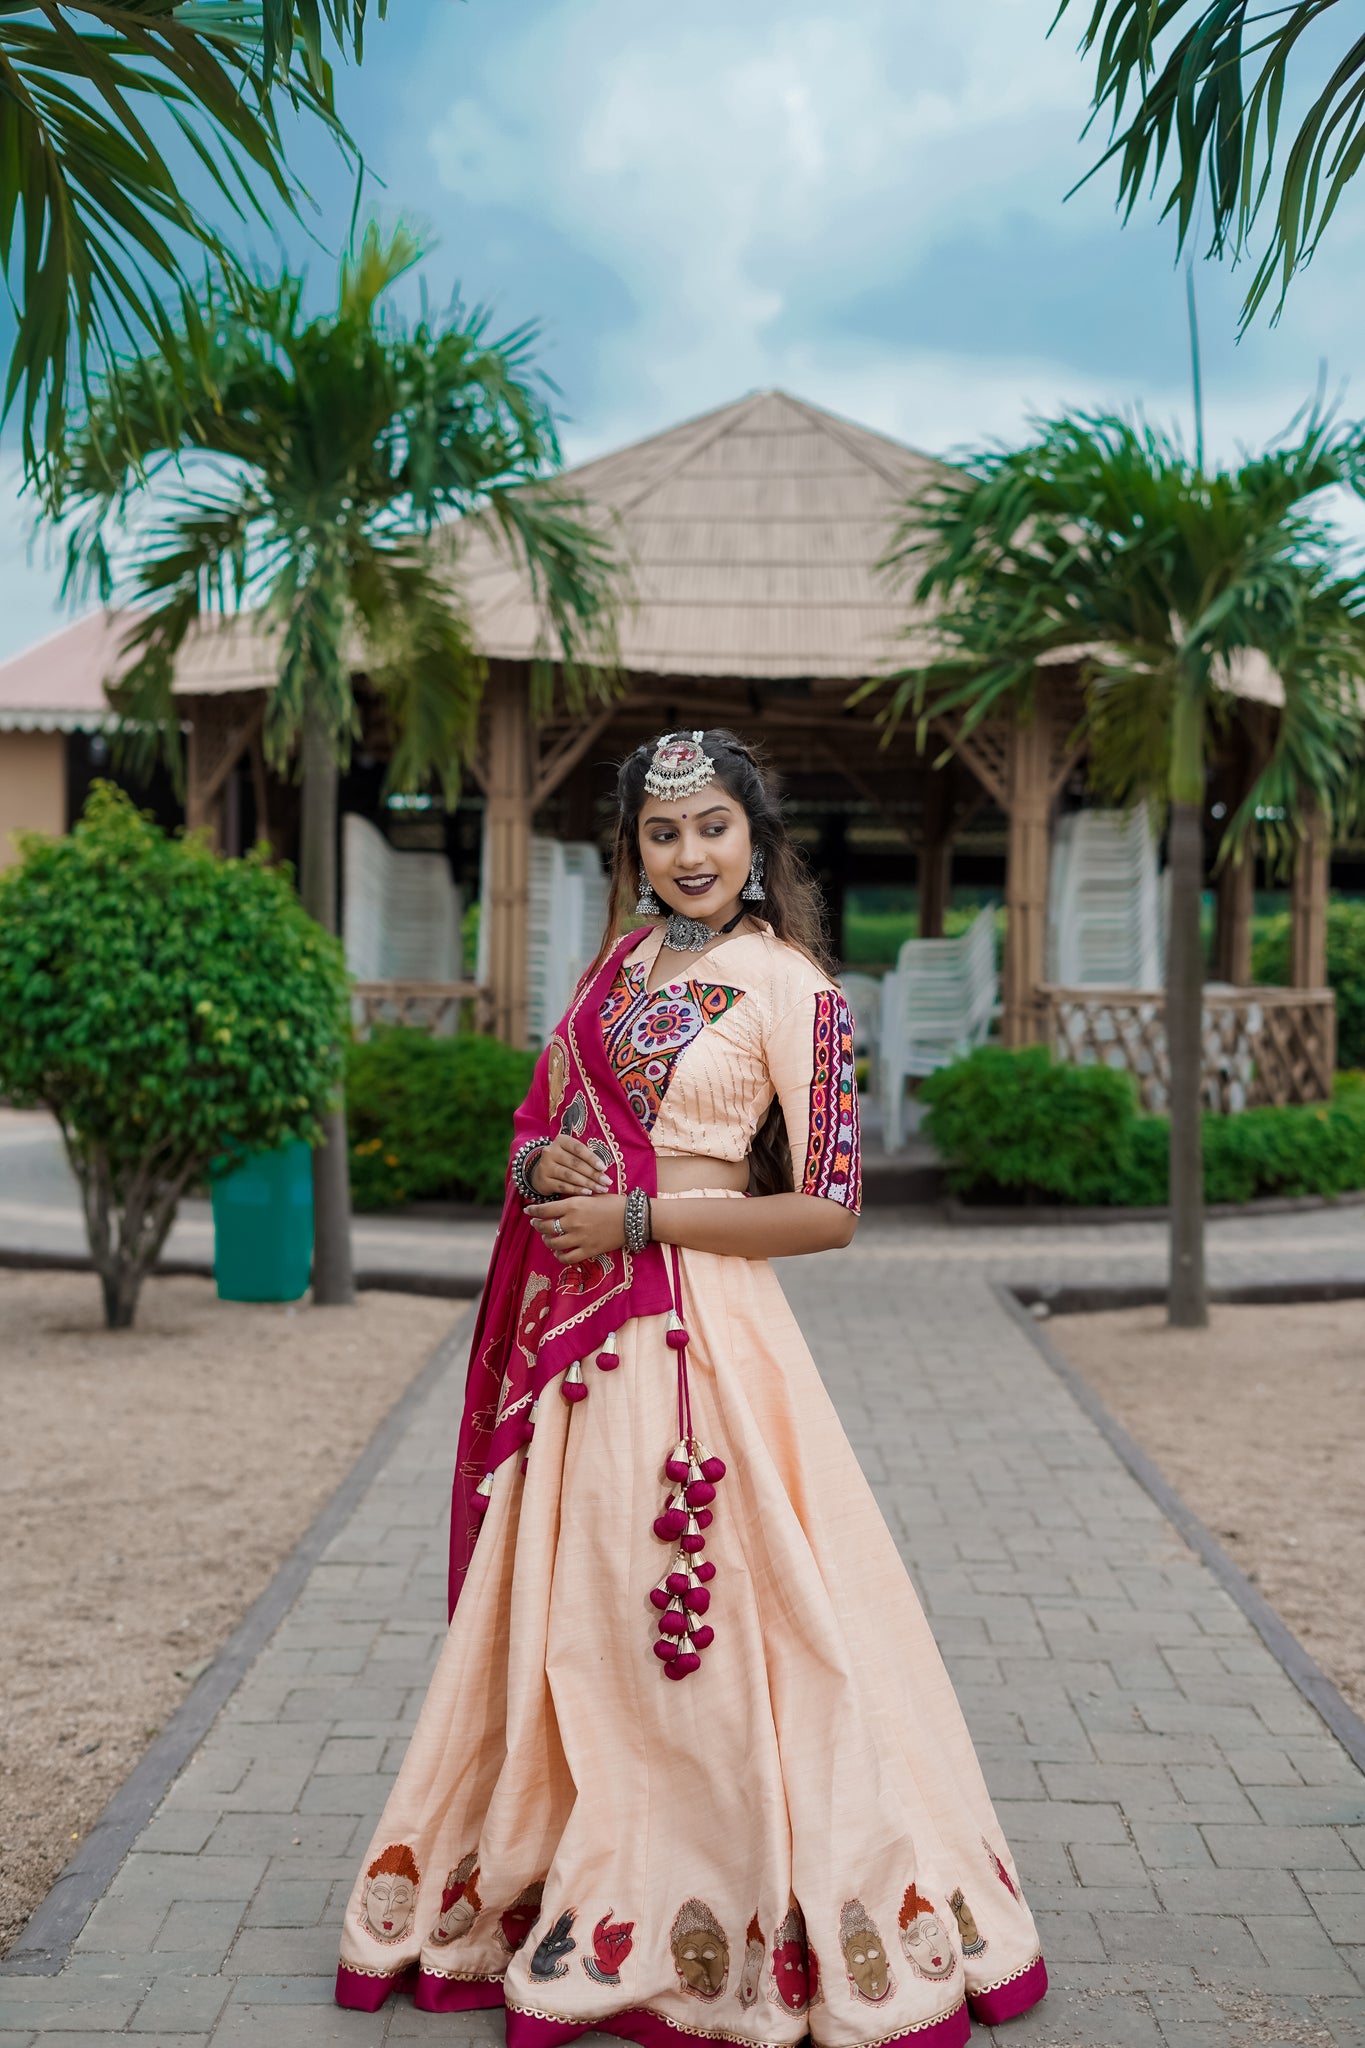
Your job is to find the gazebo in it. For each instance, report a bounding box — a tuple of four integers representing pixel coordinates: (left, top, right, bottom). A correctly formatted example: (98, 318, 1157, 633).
(0, 390, 1337, 1102)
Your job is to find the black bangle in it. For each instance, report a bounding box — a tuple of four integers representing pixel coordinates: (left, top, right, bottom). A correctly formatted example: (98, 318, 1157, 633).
(624, 1185, 651, 1255)
(511, 1137, 549, 1201)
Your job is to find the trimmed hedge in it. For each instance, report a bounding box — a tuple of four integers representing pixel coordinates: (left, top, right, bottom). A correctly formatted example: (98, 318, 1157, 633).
(1252, 899, 1365, 1070)
(346, 1029, 535, 1210)
(920, 1044, 1365, 1207)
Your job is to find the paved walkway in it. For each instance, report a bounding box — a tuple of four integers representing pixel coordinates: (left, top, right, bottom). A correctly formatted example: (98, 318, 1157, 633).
(3, 1209, 1365, 2046)
(0, 1112, 496, 1290)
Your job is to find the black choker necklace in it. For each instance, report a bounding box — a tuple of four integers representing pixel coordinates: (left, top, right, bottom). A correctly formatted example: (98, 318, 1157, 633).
(663, 905, 746, 953)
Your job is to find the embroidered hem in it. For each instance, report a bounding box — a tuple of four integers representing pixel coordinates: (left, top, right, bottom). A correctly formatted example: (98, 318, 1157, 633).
(335, 1961, 506, 2014)
(965, 1953, 1047, 2025)
(505, 1999, 971, 2048)
(335, 1963, 986, 2048)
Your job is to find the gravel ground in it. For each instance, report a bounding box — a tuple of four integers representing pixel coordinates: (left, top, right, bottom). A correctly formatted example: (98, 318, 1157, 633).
(1050, 1298, 1365, 1717)
(0, 1269, 461, 1956)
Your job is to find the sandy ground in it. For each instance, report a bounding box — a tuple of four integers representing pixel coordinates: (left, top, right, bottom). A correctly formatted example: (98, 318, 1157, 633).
(1050, 1301, 1365, 1717)
(0, 1271, 461, 1956)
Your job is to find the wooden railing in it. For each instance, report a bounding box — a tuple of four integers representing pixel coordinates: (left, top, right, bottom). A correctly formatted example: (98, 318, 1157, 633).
(351, 980, 494, 1039)
(1036, 984, 1336, 1113)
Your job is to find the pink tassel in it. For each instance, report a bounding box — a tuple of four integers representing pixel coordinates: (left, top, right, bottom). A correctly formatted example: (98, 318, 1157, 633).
(691, 1625, 714, 1652)
(659, 1610, 686, 1637)
(680, 1531, 706, 1555)
(667, 1652, 701, 1678)
(694, 1560, 716, 1583)
(683, 1585, 710, 1613)
(653, 1640, 675, 1662)
(665, 1447, 691, 1482)
(472, 1473, 493, 1516)
(653, 1506, 687, 1541)
(649, 1587, 670, 1611)
(694, 1507, 713, 1529)
(700, 1456, 726, 1483)
(665, 1312, 689, 1351)
(561, 1359, 588, 1404)
(665, 1571, 689, 1595)
(685, 1479, 716, 1507)
(595, 1334, 619, 1371)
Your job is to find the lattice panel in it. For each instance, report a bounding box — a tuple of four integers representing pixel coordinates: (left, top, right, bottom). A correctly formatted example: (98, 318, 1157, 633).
(1039, 987, 1337, 1114)
(351, 981, 494, 1039)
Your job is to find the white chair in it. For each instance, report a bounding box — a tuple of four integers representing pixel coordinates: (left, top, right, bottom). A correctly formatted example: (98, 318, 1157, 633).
(342, 814, 461, 985)
(525, 834, 610, 1049)
(836, 972, 883, 1077)
(878, 908, 998, 1151)
(1046, 802, 1163, 990)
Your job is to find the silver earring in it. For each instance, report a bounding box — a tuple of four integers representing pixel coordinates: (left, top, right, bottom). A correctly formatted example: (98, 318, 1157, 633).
(742, 851, 765, 901)
(635, 871, 661, 916)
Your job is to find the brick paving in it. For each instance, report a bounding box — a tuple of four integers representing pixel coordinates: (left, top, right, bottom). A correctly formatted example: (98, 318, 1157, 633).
(3, 1206, 1364, 2046)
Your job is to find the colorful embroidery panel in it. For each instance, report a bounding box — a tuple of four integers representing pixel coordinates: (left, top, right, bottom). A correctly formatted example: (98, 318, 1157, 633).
(803, 991, 861, 1211)
(600, 959, 743, 1131)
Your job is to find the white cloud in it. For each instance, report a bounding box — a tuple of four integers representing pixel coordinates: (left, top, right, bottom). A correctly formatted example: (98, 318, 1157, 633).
(0, 458, 75, 662)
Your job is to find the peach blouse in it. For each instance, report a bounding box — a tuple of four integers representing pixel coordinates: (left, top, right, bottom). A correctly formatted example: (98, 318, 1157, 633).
(598, 926, 861, 1210)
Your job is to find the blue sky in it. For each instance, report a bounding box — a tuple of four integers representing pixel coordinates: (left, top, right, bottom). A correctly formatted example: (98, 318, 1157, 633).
(4, 0, 1364, 660)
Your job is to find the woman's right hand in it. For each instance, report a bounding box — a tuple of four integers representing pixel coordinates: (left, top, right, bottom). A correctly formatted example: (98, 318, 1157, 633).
(527, 1134, 611, 1197)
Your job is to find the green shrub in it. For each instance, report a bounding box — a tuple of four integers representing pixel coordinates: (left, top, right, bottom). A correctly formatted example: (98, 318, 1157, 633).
(922, 1043, 1365, 1208)
(1252, 899, 1365, 1069)
(1114, 1073, 1365, 1208)
(346, 1028, 535, 1209)
(919, 1044, 1138, 1204)
(0, 784, 349, 1326)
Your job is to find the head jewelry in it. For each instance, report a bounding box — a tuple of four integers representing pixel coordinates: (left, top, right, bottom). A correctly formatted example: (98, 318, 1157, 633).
(643, 731, 715, 802)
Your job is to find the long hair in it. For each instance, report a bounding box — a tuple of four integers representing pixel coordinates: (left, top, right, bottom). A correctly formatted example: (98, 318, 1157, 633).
(599, 730, 831, 1196)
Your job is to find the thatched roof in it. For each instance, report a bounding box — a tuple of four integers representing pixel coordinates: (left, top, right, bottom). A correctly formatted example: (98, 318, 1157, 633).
(454, 388, 947, 681)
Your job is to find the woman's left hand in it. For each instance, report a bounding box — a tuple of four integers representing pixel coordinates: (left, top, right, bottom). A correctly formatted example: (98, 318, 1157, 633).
(526, 1196, 629, 1264)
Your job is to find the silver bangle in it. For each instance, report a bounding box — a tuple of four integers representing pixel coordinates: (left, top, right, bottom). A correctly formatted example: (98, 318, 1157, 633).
(511, 1137, 549, 1201)
(624, 1185, 651, 1255)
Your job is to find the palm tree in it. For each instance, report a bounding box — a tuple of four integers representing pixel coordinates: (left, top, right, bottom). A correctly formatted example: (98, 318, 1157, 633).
(868, 410, 1365, 1326)
(50, 222, 620, 1306)
(1055, 1, 1364, 324)
(1, 0, 372, 472)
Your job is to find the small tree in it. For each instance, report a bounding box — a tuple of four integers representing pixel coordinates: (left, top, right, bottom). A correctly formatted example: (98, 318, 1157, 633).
(0, 784, 349, 1329)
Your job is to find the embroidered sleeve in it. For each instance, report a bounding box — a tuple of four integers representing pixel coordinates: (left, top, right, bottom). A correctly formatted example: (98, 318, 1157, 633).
(768, 987, 862, 1212)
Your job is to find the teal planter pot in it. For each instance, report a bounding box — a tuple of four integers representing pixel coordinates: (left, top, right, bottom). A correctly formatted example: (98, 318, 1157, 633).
(211, 1140, 314, 1302)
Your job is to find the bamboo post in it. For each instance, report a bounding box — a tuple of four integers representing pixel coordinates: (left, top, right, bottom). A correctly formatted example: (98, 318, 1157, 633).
(918, 760, 952, 939)
(1289, 806, 1330, 989)
(485, 666, 533, 1047)
(1001, 684, 1052, 1046)
(184, 709, 220, 849)
(1213, 847, 1254, 984)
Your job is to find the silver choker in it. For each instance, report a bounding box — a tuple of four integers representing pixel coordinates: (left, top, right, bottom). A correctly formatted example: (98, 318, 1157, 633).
(663, 908, 744, 952)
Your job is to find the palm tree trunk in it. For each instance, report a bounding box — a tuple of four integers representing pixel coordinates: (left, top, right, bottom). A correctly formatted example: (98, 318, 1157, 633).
(1166, 689, 1208, 1328)
(300, 707, 355, 1308)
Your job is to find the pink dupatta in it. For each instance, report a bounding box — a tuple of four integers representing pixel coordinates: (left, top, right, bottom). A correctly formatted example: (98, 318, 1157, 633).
(447, 928, 673, 1615)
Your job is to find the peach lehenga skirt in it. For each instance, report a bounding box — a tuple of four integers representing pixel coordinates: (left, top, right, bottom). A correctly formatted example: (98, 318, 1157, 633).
(335, 1198, 1047, 2047)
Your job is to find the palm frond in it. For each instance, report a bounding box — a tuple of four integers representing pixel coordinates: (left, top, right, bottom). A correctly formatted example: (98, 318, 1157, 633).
(1055, 0, 1365, 325)
(1, 1, 370, 475)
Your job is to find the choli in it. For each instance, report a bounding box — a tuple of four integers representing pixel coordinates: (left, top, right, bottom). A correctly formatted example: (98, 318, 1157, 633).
(598, 928, 861, 1211)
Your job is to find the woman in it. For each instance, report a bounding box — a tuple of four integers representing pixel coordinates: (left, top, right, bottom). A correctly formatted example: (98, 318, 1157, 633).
(335, 730, 1048, 2046)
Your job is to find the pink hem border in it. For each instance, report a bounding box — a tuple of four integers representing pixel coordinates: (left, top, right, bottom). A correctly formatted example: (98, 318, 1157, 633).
(506, 2000, 971, 2048)
(335, 1962, 508, 2014)
(416, 1970, 508, 2014)
(966, 1954, 1048, 2025)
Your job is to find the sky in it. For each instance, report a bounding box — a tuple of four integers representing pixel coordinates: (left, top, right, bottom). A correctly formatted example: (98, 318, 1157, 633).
(4, 0, 1365, 661)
